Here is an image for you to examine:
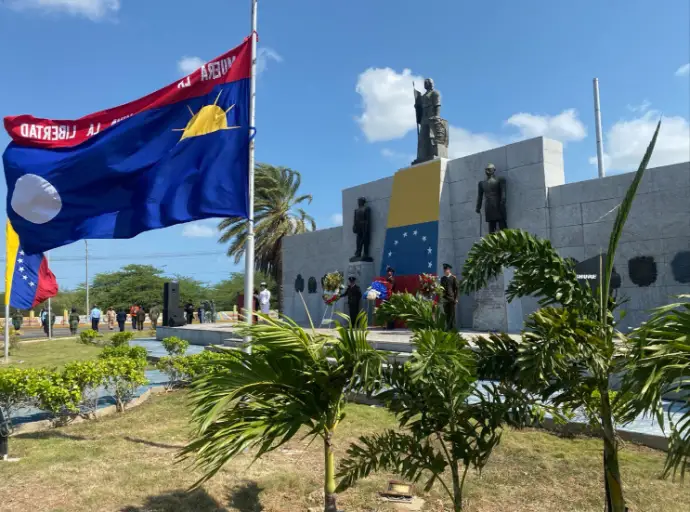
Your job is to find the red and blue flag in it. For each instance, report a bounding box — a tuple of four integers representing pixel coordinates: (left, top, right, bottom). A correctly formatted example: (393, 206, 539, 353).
(3, 36, 252, 255)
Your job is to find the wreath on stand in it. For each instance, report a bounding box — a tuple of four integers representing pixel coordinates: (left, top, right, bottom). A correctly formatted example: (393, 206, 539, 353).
(322, 271, 344, 305)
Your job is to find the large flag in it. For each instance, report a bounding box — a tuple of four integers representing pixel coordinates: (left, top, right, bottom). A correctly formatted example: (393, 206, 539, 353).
(380, 161, 443, 294)
(5, 221, 58, 309)
(3, 37, 252, 255)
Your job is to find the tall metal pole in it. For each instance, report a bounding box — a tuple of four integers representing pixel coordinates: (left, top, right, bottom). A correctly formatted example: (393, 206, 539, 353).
(3, 303, 9, 363)
(47, 252, 52, 339)
(593, 78, 606, 178)
(243, 0, 258, 349)
(85, 240, 89, 316)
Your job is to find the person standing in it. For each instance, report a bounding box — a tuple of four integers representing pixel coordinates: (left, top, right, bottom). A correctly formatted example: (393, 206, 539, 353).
(439, 263, 459, 332)
(69, 307, 80, 335)
(184, 302, 194, 325)
(198, 303, 205, 324)
(106, 307, 116, 330)
(11, 309, 23, 332)
(258, 282, 271, 317)
(209, 300, 216, 323)
(130, 304, 139, 330)
(149, 304, 160, 329)
(116, 309, 127, 332)
(341, 276, 363, 325)
(385, 267, 397, 330)
(43, 310, 56, 337)
(136, 306, 146, 331)
(90, 305, 102, 332)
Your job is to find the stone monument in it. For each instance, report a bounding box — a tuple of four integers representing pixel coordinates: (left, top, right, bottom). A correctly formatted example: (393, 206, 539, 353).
(350, 197, 373, 262)
(476, 163, 507, 233)
(412, 78, 449, 165)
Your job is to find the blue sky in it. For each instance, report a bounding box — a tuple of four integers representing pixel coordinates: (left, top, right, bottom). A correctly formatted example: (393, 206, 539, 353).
(1, 0, 689, 290)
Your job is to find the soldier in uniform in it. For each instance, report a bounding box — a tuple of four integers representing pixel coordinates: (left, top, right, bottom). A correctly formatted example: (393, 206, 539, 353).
(475, 163, 507, 233)
(340, 276, 363, 325)
(439, 263, 459, 332)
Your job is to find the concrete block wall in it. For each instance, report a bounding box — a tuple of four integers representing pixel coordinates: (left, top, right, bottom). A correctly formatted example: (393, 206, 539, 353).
(281, 226, 347, 325)
(548, 161, 690, 330)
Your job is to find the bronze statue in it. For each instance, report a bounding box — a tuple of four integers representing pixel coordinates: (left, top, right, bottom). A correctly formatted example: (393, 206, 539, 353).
(350, 197, 373, 262)
(413, 78, 449, 165)
(476, 163, 507, 233)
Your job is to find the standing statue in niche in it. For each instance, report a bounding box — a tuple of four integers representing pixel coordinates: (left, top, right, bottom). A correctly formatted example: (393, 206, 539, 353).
(476, 163, 507, 233)
(350, 197, 373, 262)
(412, 78, 449, 165)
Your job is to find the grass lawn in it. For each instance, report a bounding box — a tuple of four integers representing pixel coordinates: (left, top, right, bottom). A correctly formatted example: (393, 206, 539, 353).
(1, 392, 688, 511)
(3, 330, 155, 370)
(4, 337, 104, 369)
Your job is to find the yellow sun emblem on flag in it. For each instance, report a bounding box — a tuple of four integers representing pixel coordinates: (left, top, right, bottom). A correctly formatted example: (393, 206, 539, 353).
(173, 91, 240, 141)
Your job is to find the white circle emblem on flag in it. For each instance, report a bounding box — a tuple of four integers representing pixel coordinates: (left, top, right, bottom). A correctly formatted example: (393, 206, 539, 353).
(11, 174, 63, 224)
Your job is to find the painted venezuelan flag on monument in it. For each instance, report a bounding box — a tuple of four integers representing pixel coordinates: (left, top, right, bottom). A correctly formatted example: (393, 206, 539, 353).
(3, 36, 252, 255)
(380, 160, 442, 294)
(5, 221, 58, 309)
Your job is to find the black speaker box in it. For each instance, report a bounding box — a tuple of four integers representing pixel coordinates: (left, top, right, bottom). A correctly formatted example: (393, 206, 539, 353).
(163, 282, 185, 327)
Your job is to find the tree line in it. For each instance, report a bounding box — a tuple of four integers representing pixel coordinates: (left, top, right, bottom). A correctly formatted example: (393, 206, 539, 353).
(2, 264, 277, 315)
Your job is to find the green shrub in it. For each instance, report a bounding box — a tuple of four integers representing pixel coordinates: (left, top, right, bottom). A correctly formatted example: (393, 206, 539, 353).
(100, 356, 148, 412)
(62, 361, 107, 418)
(110, 331, 134, 347)
(79, 329, 99, 345)
(156, 351, 228, 390)
(0, 368, 47, 431)
(161, 336, 189, 356)
(34, 373, 81, 424)
(99, 345, 147, 367)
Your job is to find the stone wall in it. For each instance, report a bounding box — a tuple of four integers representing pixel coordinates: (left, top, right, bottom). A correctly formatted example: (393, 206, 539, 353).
(281, 226, 347, 326)
(548, 161, 690, 330)
(282, 136, 690, 331)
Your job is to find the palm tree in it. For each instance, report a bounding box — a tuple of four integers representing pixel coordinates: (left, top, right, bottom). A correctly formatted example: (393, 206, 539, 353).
(179, 312, 384, 512)
(338, 294, 541, 511)
(218, 164, 316, 311)
(622, 295, 690, 480)
(459, 123, 660, 512)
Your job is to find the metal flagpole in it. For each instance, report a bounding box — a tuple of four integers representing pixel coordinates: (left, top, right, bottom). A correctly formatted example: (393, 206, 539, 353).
(3, 303, 9, 363)
(243, 0, 258, 351)
(85, 241, 89, 316)
(593, 78, 606, 178)
(47, 252, 52, 340)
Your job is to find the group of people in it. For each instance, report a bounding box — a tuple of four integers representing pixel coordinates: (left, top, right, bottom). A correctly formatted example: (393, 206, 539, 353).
(63, 304, 161, 335)
(338, 263, 460, 332)
(184, 299, 219, 325)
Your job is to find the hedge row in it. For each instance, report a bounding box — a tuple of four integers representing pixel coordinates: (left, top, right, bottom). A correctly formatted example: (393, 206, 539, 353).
(0, 346, 147, 430)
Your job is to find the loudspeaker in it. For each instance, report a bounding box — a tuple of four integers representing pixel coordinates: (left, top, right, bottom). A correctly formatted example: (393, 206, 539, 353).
(163, 282, 185, 327)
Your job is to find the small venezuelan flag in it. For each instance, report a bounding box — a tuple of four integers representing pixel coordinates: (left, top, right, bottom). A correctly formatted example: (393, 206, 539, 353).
(5, 221, 58, 309)
(380, 160, 442, 293)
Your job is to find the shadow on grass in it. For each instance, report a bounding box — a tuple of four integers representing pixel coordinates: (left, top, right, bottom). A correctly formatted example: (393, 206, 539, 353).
(16, 430, 91, 441)
(227, 480, 264, 512)
(120, 488, 227, 512)
(123, 435, 185, 450)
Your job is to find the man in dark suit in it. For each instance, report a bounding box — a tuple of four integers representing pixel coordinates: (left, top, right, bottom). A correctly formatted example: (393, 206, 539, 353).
(385, 266, 396, 330)
(439, 263, 459, 332)
(341, 276, 363, 325)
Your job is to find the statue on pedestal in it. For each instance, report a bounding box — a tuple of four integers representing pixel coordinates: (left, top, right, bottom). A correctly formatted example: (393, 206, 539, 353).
(350, 197, 373, 262)
(412, 78, 449, 165)
(476, 163, 507, 233)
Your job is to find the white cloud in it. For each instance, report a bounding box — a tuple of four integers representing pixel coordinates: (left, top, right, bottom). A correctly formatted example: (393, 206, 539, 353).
(178, 56, 205, 76)
(675, 63, 690, 77)
(447, 126, 503, 159)
(505, 109, 587, 143)
(330, 213, 343, 226)
(626, 100, 651, 113)
(182, 220, 217, 238)
(381, 148, 415, 161)
(589, 110, 690, 172)
(355, 67, 423, 142)
(7, 0, 119, 20)
(256, 47, 283, 75)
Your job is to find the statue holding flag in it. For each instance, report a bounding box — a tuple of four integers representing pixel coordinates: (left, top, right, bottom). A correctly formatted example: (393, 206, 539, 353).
(412, 78, 449, 165)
